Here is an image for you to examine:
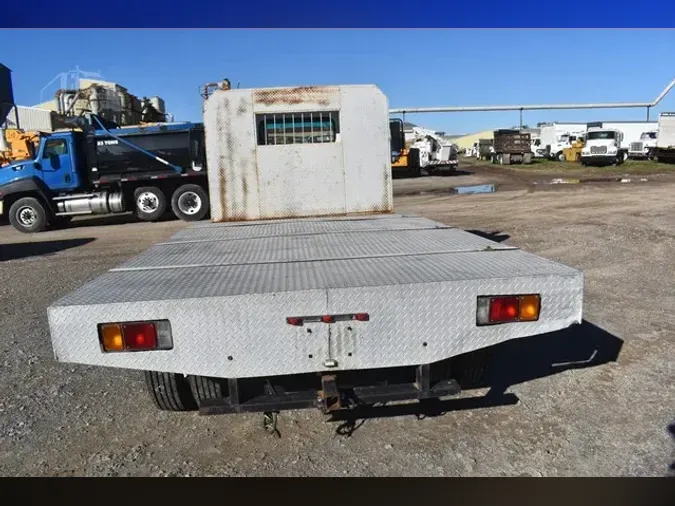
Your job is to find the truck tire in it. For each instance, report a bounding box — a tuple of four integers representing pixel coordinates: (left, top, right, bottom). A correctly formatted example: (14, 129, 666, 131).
(134, 186, 167, 222)
(188, 375, 228, 406)
(144, 371, 197, 411)
(171, 184, 210, 222)
(557, 152, 566, 162)
(8, 197, 48, 234)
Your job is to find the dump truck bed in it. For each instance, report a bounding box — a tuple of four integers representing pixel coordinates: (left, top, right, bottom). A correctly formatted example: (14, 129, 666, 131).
(47, 214, 583, 379)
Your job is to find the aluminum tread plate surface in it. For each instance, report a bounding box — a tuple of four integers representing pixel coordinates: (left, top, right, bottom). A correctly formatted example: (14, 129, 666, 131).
(48, 274, 582, 378)
(112, 228, 515, 272)
(54, 249, 577, 306)
(48, 215, 584, 378)
(165, 215, 448, 243)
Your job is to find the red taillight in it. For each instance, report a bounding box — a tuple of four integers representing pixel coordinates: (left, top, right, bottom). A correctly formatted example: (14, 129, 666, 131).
(489, 296, 520, 323)
(321, 315, 334, 323)
(122, 322, 157, 350)
(354, 313, 370, 321)
(98, 320, 172, 352)
(286, 317, 303, 326)
(476, 295, 541, 326)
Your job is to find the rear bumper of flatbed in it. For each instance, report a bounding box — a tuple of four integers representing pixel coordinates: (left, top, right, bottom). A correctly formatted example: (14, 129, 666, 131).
(47, 214, 583, 400)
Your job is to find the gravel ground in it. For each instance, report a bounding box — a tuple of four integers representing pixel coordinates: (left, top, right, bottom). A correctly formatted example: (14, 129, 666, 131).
(0, 172, 673, 477)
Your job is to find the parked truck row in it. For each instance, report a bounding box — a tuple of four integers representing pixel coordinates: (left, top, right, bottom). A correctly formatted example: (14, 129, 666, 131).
(463, 115, 674, 167)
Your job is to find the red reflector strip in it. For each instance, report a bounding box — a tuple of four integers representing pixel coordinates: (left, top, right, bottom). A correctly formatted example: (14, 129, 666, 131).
(286, 313, 371, 325)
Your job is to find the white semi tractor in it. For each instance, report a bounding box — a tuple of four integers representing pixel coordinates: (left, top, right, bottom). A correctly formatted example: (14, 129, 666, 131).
(46, 82, 584, 422)
(588, 121, 657, 161)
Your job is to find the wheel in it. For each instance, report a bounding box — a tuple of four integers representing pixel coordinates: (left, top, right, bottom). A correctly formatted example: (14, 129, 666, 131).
(188, 376, 228, 407)
(557, 152, 566, 162)
(144, 371, 197, 411)
(134, 186, 167, 222)
(8, 197, 48, 233)
(171, 184, 210, 221)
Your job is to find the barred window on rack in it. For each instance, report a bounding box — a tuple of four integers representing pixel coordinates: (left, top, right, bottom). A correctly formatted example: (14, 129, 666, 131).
(256, 112, 340, 146)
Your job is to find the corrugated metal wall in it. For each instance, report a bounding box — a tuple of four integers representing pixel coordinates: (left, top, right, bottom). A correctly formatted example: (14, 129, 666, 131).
(2, 106, 54, 131)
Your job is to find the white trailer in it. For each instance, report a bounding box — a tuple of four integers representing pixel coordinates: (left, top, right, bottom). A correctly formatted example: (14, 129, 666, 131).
(46, 83, 584, 421)
(653, 112, 675, 163)
(539, 123, 588, 161)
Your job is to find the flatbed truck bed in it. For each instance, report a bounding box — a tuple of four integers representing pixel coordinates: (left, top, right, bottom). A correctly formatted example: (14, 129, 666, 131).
(48, 213, 583, 414)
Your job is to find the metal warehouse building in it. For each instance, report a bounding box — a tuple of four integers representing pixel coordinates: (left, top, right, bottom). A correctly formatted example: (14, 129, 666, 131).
(449, 130, 495, 150)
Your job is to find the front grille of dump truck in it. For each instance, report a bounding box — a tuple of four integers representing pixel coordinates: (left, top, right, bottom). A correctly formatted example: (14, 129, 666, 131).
(590, 146, 608, 154)
(630, 142, 643, 152)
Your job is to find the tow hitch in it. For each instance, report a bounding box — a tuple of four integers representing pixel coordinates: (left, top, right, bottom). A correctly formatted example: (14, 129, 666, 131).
(317, 374, 342, 413)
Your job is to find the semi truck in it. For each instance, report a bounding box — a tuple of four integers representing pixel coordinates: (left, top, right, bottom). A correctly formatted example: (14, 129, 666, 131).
(46, 82, 584, 424)
(590, 121, 657, 161)
(491, 129, 533, 165)
(580, 126, 625, 166)
(627, 130, 658, 160)
(0, 116, 209, 233)
(653, 112, 675, 163)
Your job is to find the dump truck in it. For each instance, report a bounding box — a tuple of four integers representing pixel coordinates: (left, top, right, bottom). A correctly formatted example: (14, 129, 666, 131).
(46, 82, 584, 424)
(0, 117, 209, 233)
(491, 130, 533, 165)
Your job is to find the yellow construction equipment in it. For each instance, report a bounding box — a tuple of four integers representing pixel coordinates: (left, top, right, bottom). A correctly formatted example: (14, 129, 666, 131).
(561, 136, 585, 163)
(0, 129, 41, 167)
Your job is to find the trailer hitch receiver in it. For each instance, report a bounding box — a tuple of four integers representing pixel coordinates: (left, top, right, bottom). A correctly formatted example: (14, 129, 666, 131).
(317, 374, 342, 413)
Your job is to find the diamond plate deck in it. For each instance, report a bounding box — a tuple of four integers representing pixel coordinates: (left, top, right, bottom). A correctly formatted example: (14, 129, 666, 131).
(48, 214, 583, 378)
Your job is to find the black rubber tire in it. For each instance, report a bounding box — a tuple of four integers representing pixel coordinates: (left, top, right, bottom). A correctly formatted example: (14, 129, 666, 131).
(134, 186, 167, 222)
(8, 197, 48, 234)
(171, 184, 210, 222)
(188, 375, 228, 407)
(144, 371, 197, 411)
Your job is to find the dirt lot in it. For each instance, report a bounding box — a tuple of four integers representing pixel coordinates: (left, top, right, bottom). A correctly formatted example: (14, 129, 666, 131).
(0, 167, 673, 477)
